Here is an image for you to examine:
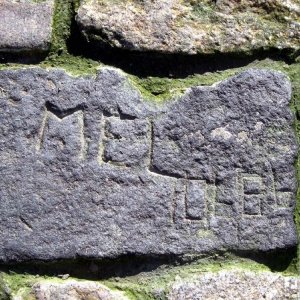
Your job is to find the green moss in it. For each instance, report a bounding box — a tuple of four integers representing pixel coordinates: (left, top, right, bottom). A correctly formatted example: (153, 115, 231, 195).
(1, 273, 84, 299)
(41, 53, 101, 76)
(49, 0, 73, 54)
(0, 55, 100, 77)
(126, 59, 293, 102)
(43, 0, 100, 75)
(127, 70, 234, 103)
(1, 273, 35, 299)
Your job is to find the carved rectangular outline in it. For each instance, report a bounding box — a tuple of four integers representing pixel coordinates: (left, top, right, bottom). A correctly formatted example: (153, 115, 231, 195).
(99, 116, 152, 167)
(36, 107, 86, 160)
(239, 173, 264, 217)
(184, 179, 207, 221)
(97, 113, 107, 165)
(213, 169, 242, 218)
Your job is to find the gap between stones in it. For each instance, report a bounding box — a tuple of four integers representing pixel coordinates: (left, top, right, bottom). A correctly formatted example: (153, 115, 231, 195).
(0, 249, 297, 281)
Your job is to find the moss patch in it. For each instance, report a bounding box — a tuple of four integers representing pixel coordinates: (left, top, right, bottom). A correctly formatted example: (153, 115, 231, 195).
(41, 53, 100, 76)
(0, 55, 100, 77)
(42, 0, 100, 75)
(1, 272, 79, 300)
(127, 59, 296, 102)
(49, 0, 73, 54)
(2, 273, 35, 297)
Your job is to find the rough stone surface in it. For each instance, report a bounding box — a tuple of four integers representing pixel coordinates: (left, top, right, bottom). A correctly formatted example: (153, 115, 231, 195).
(0, 68, 297, 262)
(31, 281, 128, 300)
(0, 0, 54, 53)
(168, 270, 300, 300)
(76, 0, 300, 55)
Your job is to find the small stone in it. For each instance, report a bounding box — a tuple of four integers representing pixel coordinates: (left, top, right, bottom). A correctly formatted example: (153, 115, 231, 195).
(76, 0, 300, 55)
(0, 0, 55, 53)
(168, 270, 300, 300)
(58, 274, 70, 280)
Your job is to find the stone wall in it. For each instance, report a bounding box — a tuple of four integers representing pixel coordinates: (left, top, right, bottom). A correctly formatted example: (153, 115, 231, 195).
(0, 0, 300, 299)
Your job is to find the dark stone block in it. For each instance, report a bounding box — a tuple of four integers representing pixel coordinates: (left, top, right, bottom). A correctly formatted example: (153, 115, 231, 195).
(0, 68, 297, 262)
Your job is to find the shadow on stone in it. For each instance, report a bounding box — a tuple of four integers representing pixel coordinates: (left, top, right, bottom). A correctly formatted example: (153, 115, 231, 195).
(0, 51, 49, 65)
(232, 247, 298, 273)
(0, 255, 184, 280)
(0, 249, 296, 280)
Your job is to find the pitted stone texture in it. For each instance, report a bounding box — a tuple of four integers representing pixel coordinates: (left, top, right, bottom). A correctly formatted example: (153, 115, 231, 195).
(0, 0, 54, 53)
(0, 68, 297, 262)
(76, 0, 300, 55)
(32, 281, 128, 300)
(168, 270, 300, 300)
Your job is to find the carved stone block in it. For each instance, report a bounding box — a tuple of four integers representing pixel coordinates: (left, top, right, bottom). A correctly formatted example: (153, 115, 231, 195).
(0, 68, 297, 262)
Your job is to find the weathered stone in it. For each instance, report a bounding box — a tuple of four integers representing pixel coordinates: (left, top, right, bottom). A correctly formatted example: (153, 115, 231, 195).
(32, 280, 128, 300)
(0, 68, 297, 262)
(0, 0, 54, 53)
(76, 0, 300, 55)
(168, 270, 300, 300)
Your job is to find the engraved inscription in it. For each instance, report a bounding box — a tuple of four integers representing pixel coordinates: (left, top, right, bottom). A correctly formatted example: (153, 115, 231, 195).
(242, 175, 264, 216)
(243, 177, 262, 194)
(37, 107, 85, 159)
(102, 117, 151, 167)
(0, 68, 297, 261)
(277, 192, 293, 208)
(185, 180, 206, 220)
